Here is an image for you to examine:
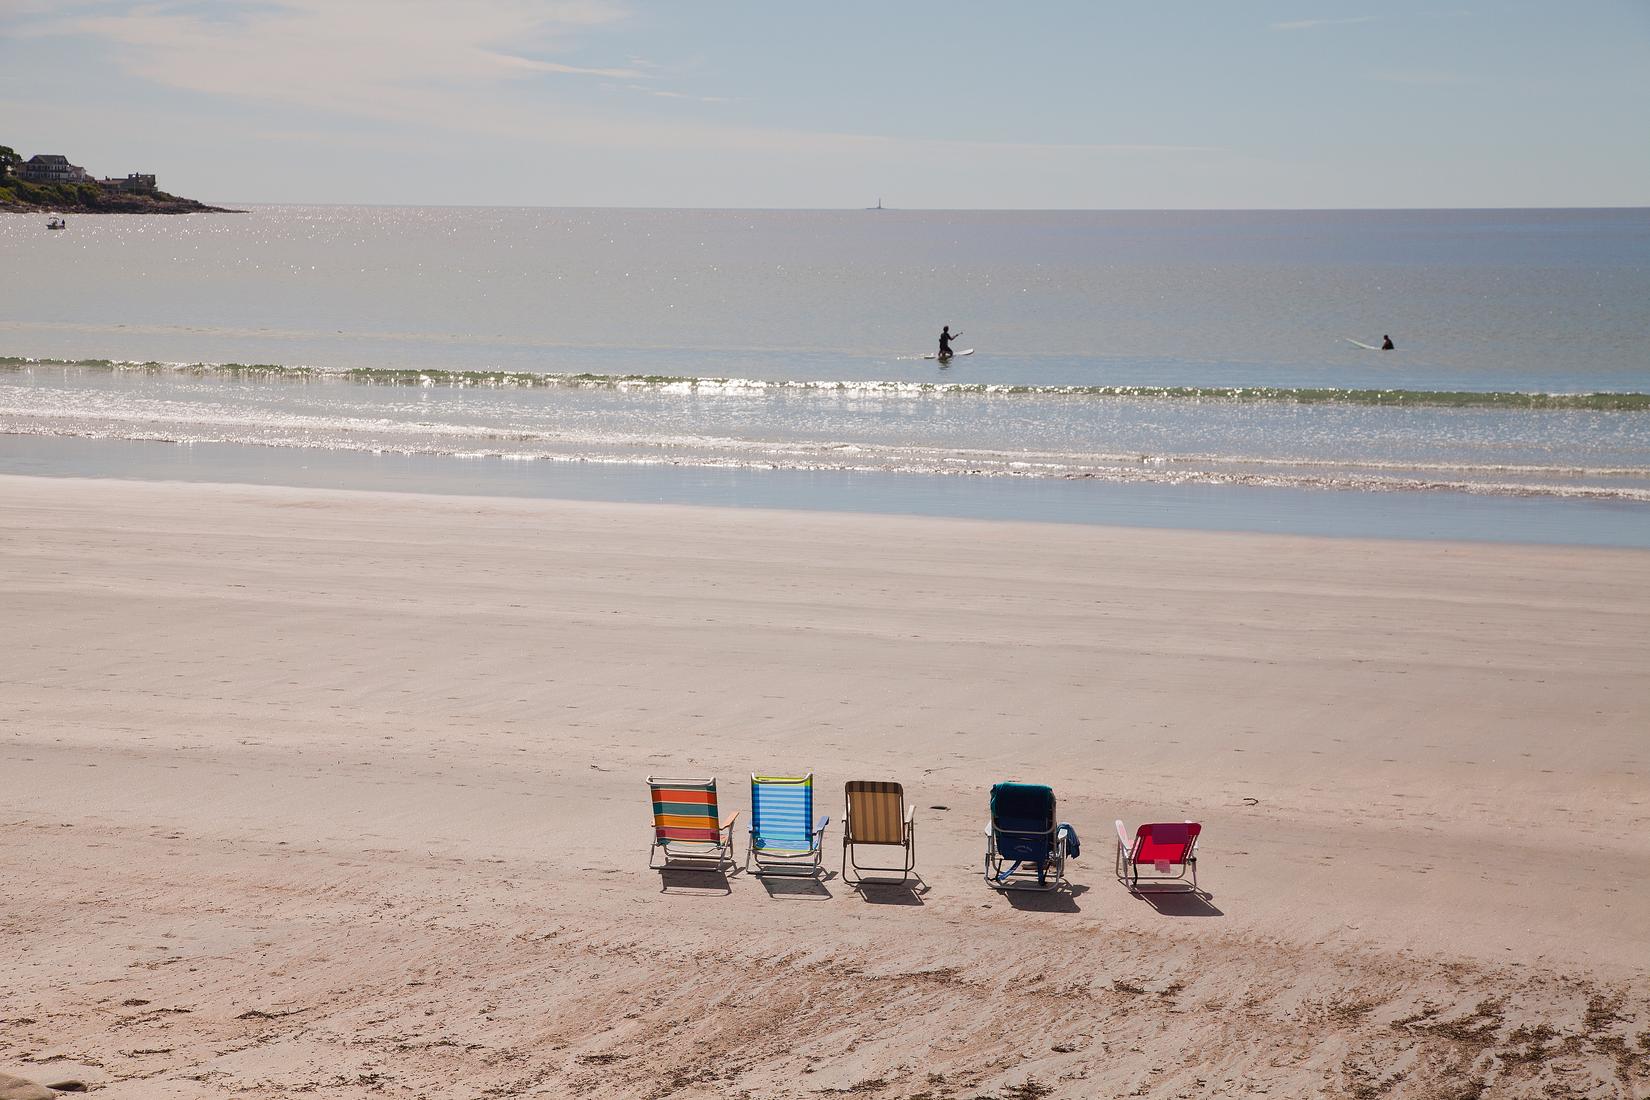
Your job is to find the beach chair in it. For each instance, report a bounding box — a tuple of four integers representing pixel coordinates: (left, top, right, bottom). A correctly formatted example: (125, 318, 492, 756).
(842, 780, 916, 885)
(984, 782, 1072, 891)
(746, 773, 830, 877)
(646, 776, 739, 871)
(1115, 820, 1201, 891)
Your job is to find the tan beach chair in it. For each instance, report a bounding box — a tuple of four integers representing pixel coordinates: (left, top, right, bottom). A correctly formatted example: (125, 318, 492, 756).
(842, 780, 916, 885)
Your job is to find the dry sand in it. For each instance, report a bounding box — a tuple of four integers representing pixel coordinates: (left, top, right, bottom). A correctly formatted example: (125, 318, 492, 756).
(2, 473, 1647, 1099)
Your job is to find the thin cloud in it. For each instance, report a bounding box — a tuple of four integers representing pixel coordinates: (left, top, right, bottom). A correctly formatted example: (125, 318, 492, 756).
(24, 0, 641, 113)
(1371, 70, 1477, 85)
(622, 84, 730, 104)
(1270, 16, 1377, 31)
(15, 1, 1213, 163)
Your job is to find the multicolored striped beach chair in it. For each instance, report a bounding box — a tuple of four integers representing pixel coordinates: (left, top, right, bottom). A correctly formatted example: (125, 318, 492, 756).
(842, 780, 916, 886)
(984, 781, 1072, 891)
(746, 773, 830, 877)
(1115, 820, 1202, 891)
(647, 776, 739, 871)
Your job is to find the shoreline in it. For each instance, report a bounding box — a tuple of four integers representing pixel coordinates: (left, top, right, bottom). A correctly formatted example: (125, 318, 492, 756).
(18, 467, 1650, 553)
(5, 434, 1650, 549)
(3, 473, 1647, 1096)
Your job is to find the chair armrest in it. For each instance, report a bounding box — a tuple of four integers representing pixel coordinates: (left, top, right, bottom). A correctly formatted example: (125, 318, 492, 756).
(813, 815, 831, 836)
(1115, 819, 1132, 852)
(904, 806, 916, 826)
(720, 811, 741, 831)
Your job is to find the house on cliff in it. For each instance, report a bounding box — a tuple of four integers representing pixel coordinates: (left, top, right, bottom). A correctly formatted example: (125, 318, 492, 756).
(15, 155, 157, 193)
(18, 154, 90, 184)
(97, 173, 157, 194)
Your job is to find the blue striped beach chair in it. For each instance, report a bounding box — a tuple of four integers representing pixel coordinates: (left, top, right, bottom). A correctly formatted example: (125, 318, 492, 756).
(746, 773, 830, 877)
(647, 776, 739, 871)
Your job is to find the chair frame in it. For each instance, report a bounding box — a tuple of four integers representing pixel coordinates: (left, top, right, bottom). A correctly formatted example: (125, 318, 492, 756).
(646, 776, 739, 872)
(841, 781, 916, 886)
(1114, 819, 1201, 892)
(746, 773, 830, 878)
(984, 784, 1069, 892)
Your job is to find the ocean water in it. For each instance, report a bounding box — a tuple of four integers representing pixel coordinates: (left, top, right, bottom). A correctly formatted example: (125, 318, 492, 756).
(3, 206, 1648, 543)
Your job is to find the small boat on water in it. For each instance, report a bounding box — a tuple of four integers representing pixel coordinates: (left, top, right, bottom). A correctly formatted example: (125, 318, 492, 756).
(46, 216, 66, 230)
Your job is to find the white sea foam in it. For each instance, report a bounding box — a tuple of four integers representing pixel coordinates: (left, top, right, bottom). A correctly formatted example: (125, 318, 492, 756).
(6, 417, 1648, 502)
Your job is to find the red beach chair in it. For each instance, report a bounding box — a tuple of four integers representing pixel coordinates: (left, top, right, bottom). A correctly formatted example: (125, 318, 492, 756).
(1115, 820, 1201, 891)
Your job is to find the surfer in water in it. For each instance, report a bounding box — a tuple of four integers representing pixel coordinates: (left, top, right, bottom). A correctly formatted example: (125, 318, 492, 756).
(1381, 334, 1395, 350)
(938, 325, 960, 359)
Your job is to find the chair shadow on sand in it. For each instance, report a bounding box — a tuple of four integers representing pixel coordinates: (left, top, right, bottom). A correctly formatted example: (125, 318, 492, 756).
(1128, 887, 1224, 917)
(656, 865, 736, 895)
(851, 876, 931, 906)
(1002, 882, 1089, 914)
(758, 870, 835, 900)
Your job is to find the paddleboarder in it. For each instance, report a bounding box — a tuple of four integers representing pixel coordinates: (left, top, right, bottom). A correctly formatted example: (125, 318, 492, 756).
(938, 325, 960, 359)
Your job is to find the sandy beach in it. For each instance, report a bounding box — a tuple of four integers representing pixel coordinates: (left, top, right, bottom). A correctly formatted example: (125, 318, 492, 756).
(2, 473, 1647, 1099)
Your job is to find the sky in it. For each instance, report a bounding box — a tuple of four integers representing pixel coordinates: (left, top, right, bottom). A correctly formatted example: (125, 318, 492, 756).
(3, 1, 1648, 208)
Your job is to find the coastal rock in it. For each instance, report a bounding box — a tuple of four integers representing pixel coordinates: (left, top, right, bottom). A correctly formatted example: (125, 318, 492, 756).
(0, 1072, 58, 1100)
(0, 183, 238, 215)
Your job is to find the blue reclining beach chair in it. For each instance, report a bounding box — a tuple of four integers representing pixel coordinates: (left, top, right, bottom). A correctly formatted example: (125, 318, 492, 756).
(984, 782, 1072, 891)
(746, 773, 830, 877)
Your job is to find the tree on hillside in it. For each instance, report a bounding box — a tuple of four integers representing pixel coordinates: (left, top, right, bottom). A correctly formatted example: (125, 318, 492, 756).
(0, 146, 21, 178)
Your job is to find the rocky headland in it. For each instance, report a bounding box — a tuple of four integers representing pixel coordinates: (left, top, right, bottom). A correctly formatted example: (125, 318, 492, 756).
(0, 178, 239, 214)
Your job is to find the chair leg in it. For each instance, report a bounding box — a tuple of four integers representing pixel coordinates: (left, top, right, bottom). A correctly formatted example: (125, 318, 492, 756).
(844, 838, 921, 887)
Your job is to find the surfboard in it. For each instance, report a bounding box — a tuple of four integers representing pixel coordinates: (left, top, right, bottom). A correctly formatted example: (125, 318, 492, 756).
(922, 348, 975, 360)
(1344, 337, 1380, 350)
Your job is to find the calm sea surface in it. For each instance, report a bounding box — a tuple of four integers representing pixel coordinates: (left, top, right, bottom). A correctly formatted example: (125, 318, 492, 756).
(3, 206, 1648, 543)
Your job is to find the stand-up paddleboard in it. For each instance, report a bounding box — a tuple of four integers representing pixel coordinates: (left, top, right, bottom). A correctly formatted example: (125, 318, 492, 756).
(922, 348, 974, 360)
(1344, 337, 1381, 350)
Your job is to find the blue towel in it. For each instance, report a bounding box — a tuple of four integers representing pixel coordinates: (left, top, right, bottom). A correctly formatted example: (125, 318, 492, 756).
(1059, 822, 1081, 859)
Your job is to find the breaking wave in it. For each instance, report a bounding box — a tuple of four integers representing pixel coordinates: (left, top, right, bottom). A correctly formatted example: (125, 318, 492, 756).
(5, 356, 1649, 411)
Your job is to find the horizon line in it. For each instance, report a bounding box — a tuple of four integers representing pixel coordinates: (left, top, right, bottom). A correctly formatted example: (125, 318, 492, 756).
(151, 201, 1650, 214)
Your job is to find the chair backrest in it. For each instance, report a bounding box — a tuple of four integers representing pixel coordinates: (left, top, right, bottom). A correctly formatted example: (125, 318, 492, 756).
(648, 777, 721, 843)
(990, 782, 1057, 862)
(751, 773, 814, 845)
(1134, 822, 1201, 864)
(845, 781, 905, 845)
